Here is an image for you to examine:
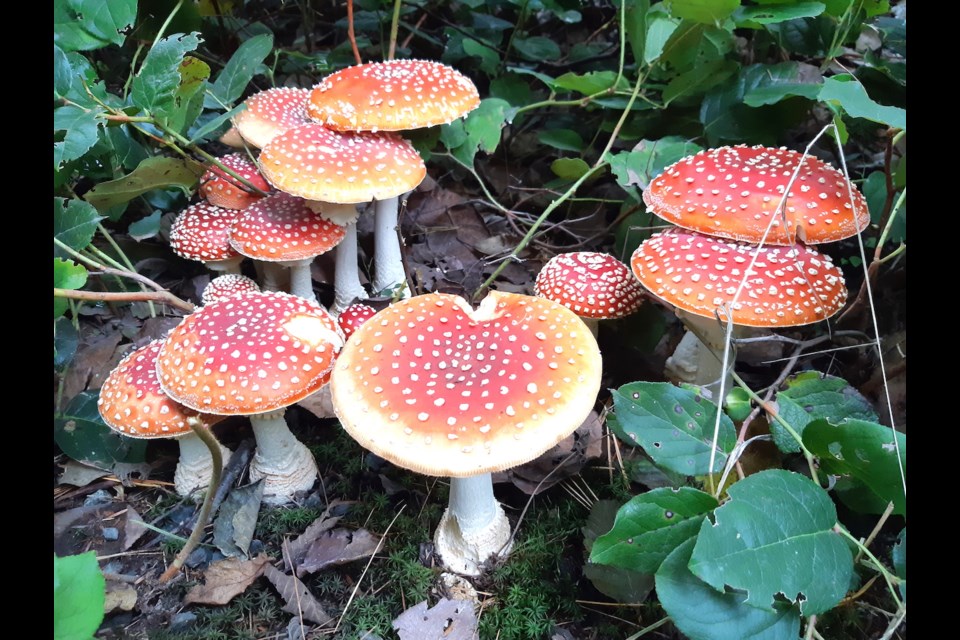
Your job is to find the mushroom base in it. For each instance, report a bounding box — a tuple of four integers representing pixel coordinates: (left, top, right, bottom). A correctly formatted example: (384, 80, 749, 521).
(174, 433, 233, 499)
(248, 409, 320, 505)
(434, 503, 512, 577)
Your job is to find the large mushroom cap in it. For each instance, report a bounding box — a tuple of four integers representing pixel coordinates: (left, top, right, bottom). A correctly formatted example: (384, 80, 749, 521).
(170, 202, 244, 265)
(233, 87, 311, 149)
(643, 145, 870, 245)
(534, 252, 645, 320)
(156, 291, 344, 415)
(330, 291, 603, 477)
(98, 340, 225, 438)
(229, 192, 346, 262)
(307, 59, 480, 132)
(258, 123, 427, 204)
(200, 153, 271, 210)
(631, 228, 847, 327)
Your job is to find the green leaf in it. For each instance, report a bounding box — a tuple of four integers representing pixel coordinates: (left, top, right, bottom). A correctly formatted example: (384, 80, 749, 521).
(54, 317, 80, 371)
(893, 528, 905, 602)
(667, 0, 741, 24)
(189, 104, 247, 144)
(84, 157, 205, 212)
(53, 106, 101, 169)
(166, 56, 211, 135)
(734, 2, 826, 26)
(128, 211, 163, 241)
(663, 59, 739, 105)
(131, 33, 202, 124)
(689, 469, 853, 615)
(54, 391, 148, 466)
(506, 65, 558, 91)
(54, 552, 105, 640)
(609, 382, 735, 475)
(106, 126, 151, 171)
(606, 137, 704, 192)
(54, 198, 102, 256)
(657, 538, 801, 640)
(54, 44, 73, 98)
(206, 33, 275, 108)
(537, 129, 585, 152)
(448, 98, 514, 166)
(54, 0, 137, 51)
(61, 51, 112, 110)
(550, 158, 591, 181)
(582, 500, 655, 604)
(591, 487, 717, 574)
(512, 36, 561, 62)
(803, 418, 906, 516)
(770, 372, 878, 453)
(54, 259, 88, 319)
(861, 171, 905, 242)
(819, 75, 906, 131)
(724, 387, 751, 423)
(553, 71, 626, 96)
(742, 62, 823, 106)
(463, 38, 501, 76)
(644, 9, 681, 63)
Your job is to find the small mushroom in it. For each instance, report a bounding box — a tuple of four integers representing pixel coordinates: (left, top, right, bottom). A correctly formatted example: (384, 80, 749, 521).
(232, 87, 312, 149)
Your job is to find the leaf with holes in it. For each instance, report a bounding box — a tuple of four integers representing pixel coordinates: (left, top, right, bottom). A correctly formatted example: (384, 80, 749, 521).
(54, 0, 137, 52)
(84, 157, 204, 213)
(819, 75, 906, 131)
(689, 469, 853, 615)
(770, 372, 878, 453)
(54, 106, 101, 170)
(657, 538, 801, 640)
(609, 382, 735, 475)
(54, 198, 102, 256)
(165, 56, 211, 135)
(205, 33, 274, 108)
(591, 487, 717, 574)
(803, 418, 906, 516)
(131, 33, 202, 123)
(54, 391, 148, 466)
(446, 98, 514, 165)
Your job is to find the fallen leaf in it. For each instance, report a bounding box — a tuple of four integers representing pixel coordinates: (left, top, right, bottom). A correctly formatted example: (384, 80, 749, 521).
(183, 554, 272, 605)
(61, 330, 123, 404)
(213, 480, 264, 558)
(285, 500, 351, 570)
(103, 581, 138, 614)
(122, 503, 148, 551)
(392, 598, 477, 640)
(57, 460, 111, 487)
(297, 528, 381, 576)
(263, 564, 333, 626)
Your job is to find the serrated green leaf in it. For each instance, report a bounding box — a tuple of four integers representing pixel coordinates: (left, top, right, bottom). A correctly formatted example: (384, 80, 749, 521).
(131, 33, 202, 123)
(591, 487, 717, 574)
(463, 38, 501, 76)
(609, 381, 735, 475)
(512, 36, 561, 61)
(54, 552, 105, 640)
(667, 0, 741, 24)
(893, 528, 905, 602)
(803, 418, 906, 516)
(55, 317, 80, 371)
(54, 44, 73, 99)
(606, 137, 704, 192)
(206, 33, 274, 108)
(770, 372, 878, 453)
(166, 56, 211, 135)
(734, 2, 825, 26)
(84, 157, 205, 212)
(657, 538, 801, 640)
(54, 198, 102, 256)
(553, 71, 625, 96)
(54, 0, 137, 51)
(819, 75, 905, 131)
(551, 157, 591, 180)
(54, 391, 148, 465)
(54, 259, 88, 319)
(689, 469, 853, 615)
(128, 211, 163, 241)
(449, 98, 514, 166)
(53, 106, 101, 169)
(537, 129, 584, 152)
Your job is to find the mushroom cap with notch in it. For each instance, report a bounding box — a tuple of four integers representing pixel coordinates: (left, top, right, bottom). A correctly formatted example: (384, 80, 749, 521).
(643, 145, 870, 245)
(329, 291, 603, 477)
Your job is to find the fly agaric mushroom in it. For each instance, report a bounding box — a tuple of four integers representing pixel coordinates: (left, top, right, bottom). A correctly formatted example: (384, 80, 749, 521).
(156, 291, 344, 504)
(200, 153, 271, 210)
(170, 202, 245, 275)
(330, 291, 602, 575)
(258, 122, 427, 313)
(229, 192, 346, 304)
(232, 87, 312, 149)
(643, 145, 870, 245)
(534, 252, 645, 337)
(336, 302, 377, 340)
(631, 228, 848, 392)
(307, 59, 480, 298)
(201, 274, 261, 305)
(98, 340, 232, 497)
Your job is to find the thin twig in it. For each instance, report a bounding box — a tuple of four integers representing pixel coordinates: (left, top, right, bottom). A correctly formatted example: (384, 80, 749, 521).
(55, 288, 195, 313)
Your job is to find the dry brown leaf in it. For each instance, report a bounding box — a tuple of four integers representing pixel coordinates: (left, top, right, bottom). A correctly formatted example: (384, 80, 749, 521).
(183, 554, 272, 606)
(122, 503, 147, 551)
(392, 598, 477, 640)
(297, 528, 381, 576)
(285, 500, 351, 570)
(103, 581, 138, 614)
(57, 460, 111, 487)
(61, 330, 123, 403)
(263, 564, 333, 626)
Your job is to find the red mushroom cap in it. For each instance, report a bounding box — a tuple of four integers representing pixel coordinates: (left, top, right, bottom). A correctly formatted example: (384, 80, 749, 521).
(534, 252, 645, 320)
(643, 145, 870, 245)
(170, 202, 244, 265)
(233, 87, 311, 149)
(202, 274, 261, 305)
(329, 291, 603, 477)
(630, 228, 847, 327)
(156, 292, 344, 415)
(307, 59, 480, 132)
(336, 303, 377, 339)
(200, 153, 271, 210)
(229, 192, 346, 262)
(258, 123, 427, 204)
(98, 341, 225, 438)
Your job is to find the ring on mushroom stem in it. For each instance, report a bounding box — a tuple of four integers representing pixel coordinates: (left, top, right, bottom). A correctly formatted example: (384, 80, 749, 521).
(330, 291, 602, 575)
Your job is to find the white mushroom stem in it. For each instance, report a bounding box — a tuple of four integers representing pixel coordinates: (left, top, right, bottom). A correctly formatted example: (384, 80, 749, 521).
(260, 262, 289, 292)
(247, 408, 319, 505)
(282, 258, 317, 303)
(372, 196, 410, 299)
(434, 473, 513, 576)
(173, 431, 233, 499)
(332, 222, 368, 315)
(208, 256, 244, 276)
(673, 311, 735, 398)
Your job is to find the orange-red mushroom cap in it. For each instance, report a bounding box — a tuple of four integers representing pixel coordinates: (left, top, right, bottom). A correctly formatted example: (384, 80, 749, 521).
(630, 228, 847, 327)
(200, 153, 271, 210)
(229, 192, 346, 262)
(233, 87, 311, 149)
(337, 303, 377, 340)
(534, 252, 644, 320)
(202, 274, 261, 305)
(330, 291, 603, 477)
(170, 202, 244, 265)
(643, 145, 870, 245)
